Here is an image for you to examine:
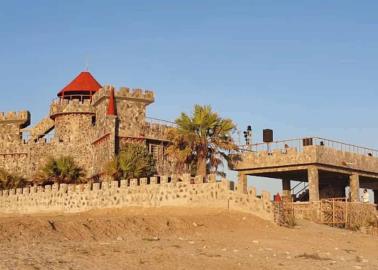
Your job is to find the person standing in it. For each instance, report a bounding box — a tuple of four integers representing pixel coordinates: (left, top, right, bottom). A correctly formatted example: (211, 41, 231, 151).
(362, 189, 370, 203)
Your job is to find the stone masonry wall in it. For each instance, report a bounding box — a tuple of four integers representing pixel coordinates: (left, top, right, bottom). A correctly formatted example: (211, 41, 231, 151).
(0, 111, 30, 143)
(234, 145, 378, 176)
(0, 175, 273, 220)
(0, 86, 173, 180)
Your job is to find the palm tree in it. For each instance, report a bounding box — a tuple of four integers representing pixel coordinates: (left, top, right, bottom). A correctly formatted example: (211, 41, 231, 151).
(167, 105, 238, 176)
(104, 144, 156, 180)
(35, 156, 85, 185)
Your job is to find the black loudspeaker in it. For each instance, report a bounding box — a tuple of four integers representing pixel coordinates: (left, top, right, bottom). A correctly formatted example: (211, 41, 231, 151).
(263, 129, 273, 143)
(303, 138, 313, 146)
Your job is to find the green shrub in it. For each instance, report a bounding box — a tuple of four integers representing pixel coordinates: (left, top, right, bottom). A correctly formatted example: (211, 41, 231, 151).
(105, 144, 156, 180)
(0, 169, 28, 190)
(35, 156, 85, 185)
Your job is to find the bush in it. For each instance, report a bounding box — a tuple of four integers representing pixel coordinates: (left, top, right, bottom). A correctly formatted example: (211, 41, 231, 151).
(35, 156, 85, 185)
(347, 203, 378, 231)
(105, 144, 156, 180)
(0, 169, 28, 190)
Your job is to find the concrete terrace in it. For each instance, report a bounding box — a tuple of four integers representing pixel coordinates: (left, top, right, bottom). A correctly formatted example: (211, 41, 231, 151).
(232, 137, 378, 204)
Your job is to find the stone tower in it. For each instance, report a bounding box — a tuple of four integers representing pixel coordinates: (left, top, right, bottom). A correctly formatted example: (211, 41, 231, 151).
(0, 70, 172, 179)
(51, 71, 102, 143)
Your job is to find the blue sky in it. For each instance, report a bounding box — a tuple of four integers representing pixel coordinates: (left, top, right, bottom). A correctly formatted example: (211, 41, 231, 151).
(1, 1, 377, 194)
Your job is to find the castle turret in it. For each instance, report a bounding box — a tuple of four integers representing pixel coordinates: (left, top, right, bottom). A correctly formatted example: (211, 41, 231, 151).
(50, 71, 100, 143)
(58, 71, 102, 100)
(0, 111, 30, 144)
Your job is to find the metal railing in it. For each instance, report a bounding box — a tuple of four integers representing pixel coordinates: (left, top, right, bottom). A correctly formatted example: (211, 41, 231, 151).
(146, 117, 177, 127)
(52, 95, 94, 103)
(291, 182, 308, 197)
(239, 137, 378, 157)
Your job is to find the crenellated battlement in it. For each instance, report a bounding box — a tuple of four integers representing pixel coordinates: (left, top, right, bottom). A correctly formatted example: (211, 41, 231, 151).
(0, 111, 30, 128)
(49, 98, 94, 118)
(0, 174, 273, 220)
(92, 85, 154, 106)
(142, 122, 171, 141)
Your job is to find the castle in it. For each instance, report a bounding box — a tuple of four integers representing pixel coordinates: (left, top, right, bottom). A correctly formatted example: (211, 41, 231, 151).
(0, 71, 171, 179)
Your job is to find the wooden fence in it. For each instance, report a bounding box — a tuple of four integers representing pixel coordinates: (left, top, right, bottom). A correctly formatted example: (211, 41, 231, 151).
(276, 198, 378, 230)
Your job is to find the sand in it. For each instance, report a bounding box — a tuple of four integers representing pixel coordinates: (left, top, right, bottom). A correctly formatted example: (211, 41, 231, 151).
(0, 207, 377, 270)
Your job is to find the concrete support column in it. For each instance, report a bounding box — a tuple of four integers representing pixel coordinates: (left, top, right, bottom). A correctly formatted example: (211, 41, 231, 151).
(308, 166, 319, 202)
(373, 190, 378, 205)
(282, 178, 291, 198)
(349, 174, 360, 202)
(237, 173, 248, 194)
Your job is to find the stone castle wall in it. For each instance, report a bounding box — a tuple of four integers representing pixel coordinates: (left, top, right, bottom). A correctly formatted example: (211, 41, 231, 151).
(0, 111, 30, 143)
(0, 175, 273, 220)
(0, 85, 171, 178)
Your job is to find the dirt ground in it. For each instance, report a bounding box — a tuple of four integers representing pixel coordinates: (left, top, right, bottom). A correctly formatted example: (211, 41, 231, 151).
(0, 207, 376, 270)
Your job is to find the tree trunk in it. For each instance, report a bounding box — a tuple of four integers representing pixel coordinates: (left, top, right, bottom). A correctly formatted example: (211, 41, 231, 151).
(196, 155, 207, 176)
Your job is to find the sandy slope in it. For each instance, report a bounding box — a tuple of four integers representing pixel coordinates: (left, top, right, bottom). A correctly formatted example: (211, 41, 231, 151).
(0, 207, 376, 270)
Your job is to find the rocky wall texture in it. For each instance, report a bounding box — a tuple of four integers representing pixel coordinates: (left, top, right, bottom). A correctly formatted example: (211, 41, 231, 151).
(0, 175, 273, 220)
(0, 86, 172, 180)
(233, 145, 378, 176)
(54, 114, 94, 143)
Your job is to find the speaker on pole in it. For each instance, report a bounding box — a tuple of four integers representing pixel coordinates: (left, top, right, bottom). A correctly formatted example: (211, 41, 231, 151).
(263, 129, 273, 143)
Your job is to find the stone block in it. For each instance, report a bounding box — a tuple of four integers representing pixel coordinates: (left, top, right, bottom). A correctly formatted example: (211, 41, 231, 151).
(170, 175, 178, 184)
(37, 186, 44, 193)
(248, 187, 256, 197)
(221, 178, 231, 190)
(120, 180, 128, 188)
(130, 178, 138, 186)
(194, 175, 203, 184)
(150, 177, 158, 185)
(160, 176, 169, 184)
(30, 186, 37, 193)
(59, 184, 68, 193)
(67, 184, 75, 192)
(16, 188, 23, 195)
(261, 191, 271, 202)
(23, 187, 30, 195)
(140, 178, 148, 185)
(182, 174, 191, 184)
(102, 182, 110, 190)
(10, 189, 16, 195)
(52, 183, 59, 192)
(237, 173, 248, 194)
(93, 183, 100, 191)
(111, 181, 119, 189)
(84, 183, 92, 191)
(45, 185, 52, 192)
(76, 184, 83, 192)
(208, 174, 216, 183)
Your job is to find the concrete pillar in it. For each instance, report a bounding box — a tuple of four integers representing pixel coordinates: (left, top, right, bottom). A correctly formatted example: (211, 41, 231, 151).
(308, 166, 319, 202)
(282, 178, 291, 198)
(373, 190, 378, 205)
(238, 173, 248, 194)
(349, 174, 360, 202)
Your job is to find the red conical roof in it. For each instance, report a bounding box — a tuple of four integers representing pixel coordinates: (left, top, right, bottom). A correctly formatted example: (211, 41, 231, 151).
(58, 71, 102, 97)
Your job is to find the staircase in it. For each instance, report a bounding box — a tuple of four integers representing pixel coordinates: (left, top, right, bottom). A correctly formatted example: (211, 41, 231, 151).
(291, 182, 309, 202)
(29, 117, 55, 141)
